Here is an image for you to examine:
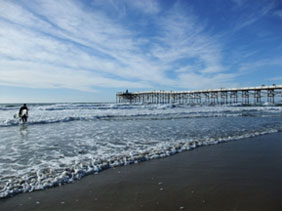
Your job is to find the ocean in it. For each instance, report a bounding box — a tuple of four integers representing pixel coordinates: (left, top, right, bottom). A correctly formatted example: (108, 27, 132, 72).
(0, 103, 282, 198)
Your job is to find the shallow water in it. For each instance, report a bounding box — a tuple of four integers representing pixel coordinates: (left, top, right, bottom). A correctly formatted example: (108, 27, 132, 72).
(0, 103, 282, 198)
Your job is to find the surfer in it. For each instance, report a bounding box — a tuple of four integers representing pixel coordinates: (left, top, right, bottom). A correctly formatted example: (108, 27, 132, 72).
(19, 104, 28, 123)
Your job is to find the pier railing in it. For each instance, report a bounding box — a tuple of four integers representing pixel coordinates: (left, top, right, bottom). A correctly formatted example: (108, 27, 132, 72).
(116, 85, 282, 105)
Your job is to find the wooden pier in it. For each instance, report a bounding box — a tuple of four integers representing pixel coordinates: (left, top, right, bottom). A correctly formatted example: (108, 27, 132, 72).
(116, 85, 282, 105)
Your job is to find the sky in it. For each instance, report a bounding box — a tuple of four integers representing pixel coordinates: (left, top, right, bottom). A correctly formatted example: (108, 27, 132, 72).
(0, 0, 281, 103)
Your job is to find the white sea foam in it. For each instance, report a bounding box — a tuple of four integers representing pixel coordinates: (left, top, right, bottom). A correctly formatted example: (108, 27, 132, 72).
(0, 103, 282, 198)
(0, 128, 280, 199)
(1, 103, 281, 127)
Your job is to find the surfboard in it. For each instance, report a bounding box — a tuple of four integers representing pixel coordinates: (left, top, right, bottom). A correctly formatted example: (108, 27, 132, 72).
(20, 109, 28, 117)
(14, 109, 28, 119)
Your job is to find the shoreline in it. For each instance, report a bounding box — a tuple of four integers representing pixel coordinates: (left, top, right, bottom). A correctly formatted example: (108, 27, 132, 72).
(1, 132, 281, 210)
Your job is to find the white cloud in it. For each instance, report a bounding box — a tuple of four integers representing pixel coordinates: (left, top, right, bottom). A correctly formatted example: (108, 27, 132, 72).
(0, 0, 246, 94)
(0, 60, 150, 91)
(124, 0, 160, 14)
(237, 58, 282, 75)
(150, 6, 224, 75)
(177, 72, 238, 90)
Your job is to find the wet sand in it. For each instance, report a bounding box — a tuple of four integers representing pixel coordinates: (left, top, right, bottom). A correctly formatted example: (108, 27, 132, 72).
(0, 133, 281, 211)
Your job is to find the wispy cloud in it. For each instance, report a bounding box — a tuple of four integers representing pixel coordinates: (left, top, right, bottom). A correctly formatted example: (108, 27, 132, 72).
(177, 72, 238, 90)
(268, 76, 282, 81)
(0, 0, 156, 90)
(124, 0, 160, 14)
(0, 0, 281, 98)
(237, 58, 282, 74)
(233, 0, 277, 30)
(0, 0, 228, 91)
(150, 4, 225, 75)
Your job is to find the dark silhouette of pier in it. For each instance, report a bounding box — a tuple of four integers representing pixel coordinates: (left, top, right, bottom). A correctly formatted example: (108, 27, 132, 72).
(116, 85, 282, 105)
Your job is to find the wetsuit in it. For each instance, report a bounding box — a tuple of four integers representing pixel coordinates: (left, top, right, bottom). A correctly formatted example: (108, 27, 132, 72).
(19, 105, 28, 122)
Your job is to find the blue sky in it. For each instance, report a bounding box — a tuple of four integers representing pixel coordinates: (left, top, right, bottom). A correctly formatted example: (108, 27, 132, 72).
(0, 0, 281, 103)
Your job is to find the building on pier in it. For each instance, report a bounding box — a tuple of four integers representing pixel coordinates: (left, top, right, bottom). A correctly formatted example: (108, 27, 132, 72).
(116, 85, 282, 105)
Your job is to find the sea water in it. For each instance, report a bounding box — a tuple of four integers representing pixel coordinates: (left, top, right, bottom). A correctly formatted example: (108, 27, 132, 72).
(0, 103, 282, 198)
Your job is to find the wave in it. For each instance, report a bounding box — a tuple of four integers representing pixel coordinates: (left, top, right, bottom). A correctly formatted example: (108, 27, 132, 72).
(0, 128, 280, 199)
(1, 104, 282, 129)
(1, 103, 282, 111)
(1, 103, 282, 115)
(36, 103, 178, 111)
(2, 110, 281, 127)
(30, 103, 276, 110)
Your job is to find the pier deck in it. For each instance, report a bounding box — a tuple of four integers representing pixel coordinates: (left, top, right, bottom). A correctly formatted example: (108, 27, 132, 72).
(116, 85, 282, 105)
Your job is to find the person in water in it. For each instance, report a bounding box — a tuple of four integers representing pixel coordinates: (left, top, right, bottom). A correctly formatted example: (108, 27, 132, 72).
(19, 104, 28, 122)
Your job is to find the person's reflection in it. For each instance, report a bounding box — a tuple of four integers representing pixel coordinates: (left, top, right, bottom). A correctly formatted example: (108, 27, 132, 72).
(19, 124, 29, 139)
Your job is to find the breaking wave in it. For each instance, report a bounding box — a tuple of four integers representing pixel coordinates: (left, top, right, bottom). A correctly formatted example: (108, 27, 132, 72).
(0, 127, 280, 199)
(1, 103, 282, 199)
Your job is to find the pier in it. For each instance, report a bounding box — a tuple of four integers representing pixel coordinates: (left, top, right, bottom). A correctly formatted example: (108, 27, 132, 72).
(116, 85, 282, 105)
